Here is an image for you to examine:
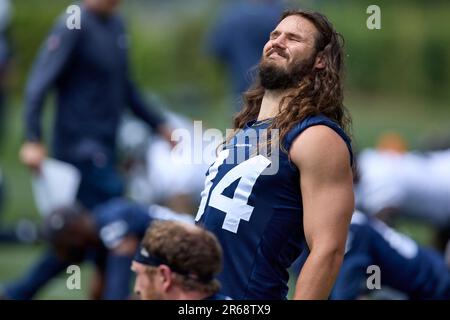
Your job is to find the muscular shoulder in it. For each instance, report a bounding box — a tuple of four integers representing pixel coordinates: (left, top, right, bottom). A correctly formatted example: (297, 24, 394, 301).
(289, 125, 352, 176)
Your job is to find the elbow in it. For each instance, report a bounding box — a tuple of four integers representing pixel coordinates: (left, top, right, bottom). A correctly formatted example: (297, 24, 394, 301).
(310, 245, 345, 269)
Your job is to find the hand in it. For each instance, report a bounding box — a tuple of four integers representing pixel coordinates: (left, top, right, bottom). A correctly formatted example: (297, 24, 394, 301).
(157, 124, 177, 149)
(19, 142, 47, 172)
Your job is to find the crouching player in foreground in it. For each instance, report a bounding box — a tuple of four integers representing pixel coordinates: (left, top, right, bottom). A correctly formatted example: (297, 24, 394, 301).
(331, 211, 450, 299)
(132, 221, 231, 300)
(196, 9, 354, 300)
(42, 199, 193, 299)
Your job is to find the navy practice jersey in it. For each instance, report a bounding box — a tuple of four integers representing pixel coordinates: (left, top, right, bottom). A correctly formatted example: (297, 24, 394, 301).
(93, 198, 154, 249)
(331, 211, 450, 300)
(196, 114, 353, 299)
(93, 199, 194, 249)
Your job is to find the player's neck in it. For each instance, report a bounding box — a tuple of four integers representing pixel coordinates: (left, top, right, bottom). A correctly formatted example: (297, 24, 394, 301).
(258, 89, 293, 121)
(170, 289, 209, 300)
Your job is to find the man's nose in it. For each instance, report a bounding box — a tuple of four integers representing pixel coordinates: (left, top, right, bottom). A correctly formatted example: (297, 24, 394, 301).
(271, 34, 287, 48)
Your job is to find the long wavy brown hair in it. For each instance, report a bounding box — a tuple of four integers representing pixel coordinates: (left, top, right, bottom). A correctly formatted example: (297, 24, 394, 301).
(230, 10, 352, 153)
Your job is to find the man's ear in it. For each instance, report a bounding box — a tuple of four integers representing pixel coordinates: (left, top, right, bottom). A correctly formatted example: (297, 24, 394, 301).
(314, 52, 326, 69)
(158, 265, 173, 292)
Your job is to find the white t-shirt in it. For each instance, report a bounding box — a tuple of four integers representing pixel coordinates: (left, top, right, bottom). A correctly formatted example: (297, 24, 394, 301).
(356, 149, 450, 226)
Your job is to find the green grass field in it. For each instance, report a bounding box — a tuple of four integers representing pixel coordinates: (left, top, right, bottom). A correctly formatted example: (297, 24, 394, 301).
(0, 243, 94, 299)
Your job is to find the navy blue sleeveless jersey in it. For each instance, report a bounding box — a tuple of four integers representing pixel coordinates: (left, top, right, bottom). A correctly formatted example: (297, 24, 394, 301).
(195, 114, 353, 299)
(331, 211, 450, 300)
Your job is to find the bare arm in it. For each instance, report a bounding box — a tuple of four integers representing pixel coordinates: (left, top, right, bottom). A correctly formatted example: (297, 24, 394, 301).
(290, 125, 354, 300)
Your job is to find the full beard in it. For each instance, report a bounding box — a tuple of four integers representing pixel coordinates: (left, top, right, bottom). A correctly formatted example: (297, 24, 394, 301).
(259, 54, 316, 90)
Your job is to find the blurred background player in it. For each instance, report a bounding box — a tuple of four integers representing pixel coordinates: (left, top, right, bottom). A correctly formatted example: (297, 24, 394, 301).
(118, 110, 210, 214)
(132, 220, 229, 300)
(205, 0, 283, 111)
(26, 198, 193, 299)
(355, 132, 450, 252)
(20, 0, 173, 210)
(6, 0, 174, 300)
(330, 210, 450, 300)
